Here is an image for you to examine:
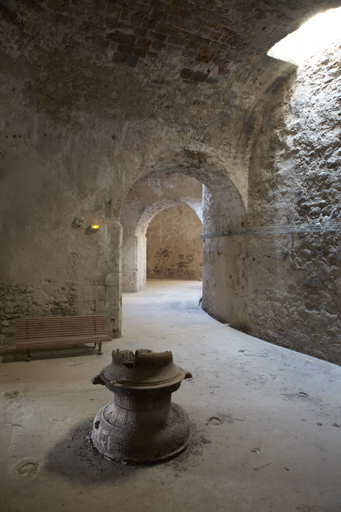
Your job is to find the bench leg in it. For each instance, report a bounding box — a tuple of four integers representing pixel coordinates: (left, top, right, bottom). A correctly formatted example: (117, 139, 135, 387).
(26, 348, 31, 361)
(98, 342, 102, 355)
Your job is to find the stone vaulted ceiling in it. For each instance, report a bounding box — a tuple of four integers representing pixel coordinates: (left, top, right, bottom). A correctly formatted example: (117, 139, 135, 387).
(1, 0, 340, 120)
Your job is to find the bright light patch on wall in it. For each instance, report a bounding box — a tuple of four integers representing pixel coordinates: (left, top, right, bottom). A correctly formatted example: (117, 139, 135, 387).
(267, 7, 341, 66)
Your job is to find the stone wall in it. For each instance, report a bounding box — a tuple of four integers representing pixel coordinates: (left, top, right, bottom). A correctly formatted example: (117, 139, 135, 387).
(0, 88, 123, 342)
(200, 41, 341, 364)
(244, 42, 340, 363)
(0, 283, 77, 347)
(147, 205, 202, 280)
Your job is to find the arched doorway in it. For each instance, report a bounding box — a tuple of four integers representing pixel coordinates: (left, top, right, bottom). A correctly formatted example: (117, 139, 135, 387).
(120, 156, 246, 332)
(120, 172, 203, 292)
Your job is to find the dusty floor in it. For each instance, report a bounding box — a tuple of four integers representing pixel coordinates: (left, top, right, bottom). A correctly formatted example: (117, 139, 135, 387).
(1, 280, 341, 512)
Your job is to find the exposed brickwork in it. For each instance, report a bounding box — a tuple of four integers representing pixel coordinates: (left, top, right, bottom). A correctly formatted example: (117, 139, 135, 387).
(1, 0, 340, 87)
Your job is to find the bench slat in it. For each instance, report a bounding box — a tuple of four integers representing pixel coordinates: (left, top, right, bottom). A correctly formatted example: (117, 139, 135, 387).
(16, 336, 109, 349)
(16, 317, 105, 324)
(16, 334, 110, 344)
(16, 330, 107, 339)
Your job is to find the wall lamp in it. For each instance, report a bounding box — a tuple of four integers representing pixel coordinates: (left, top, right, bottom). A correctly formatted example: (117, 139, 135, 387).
(74, 218, 100, 232)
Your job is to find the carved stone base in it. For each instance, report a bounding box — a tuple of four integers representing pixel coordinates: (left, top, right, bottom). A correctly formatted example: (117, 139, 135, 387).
(92, 399, 190, 463)
(91, 349, 192, 464)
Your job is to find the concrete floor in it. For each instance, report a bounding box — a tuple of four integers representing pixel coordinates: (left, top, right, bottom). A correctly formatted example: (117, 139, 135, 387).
(1, 280, 341, 512)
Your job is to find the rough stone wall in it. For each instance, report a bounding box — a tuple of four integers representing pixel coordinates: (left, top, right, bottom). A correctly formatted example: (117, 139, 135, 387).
(147, 205, 202, 280)
(0, 283, 77, 347)
(200, 40, 341, 364)
(244, 42, 341, 363)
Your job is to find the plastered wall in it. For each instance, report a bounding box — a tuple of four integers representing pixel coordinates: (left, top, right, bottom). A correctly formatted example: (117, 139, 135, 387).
(0, 104, 123, 343)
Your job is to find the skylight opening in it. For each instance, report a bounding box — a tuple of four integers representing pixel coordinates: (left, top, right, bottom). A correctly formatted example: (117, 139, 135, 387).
(267, 7, 341, 66)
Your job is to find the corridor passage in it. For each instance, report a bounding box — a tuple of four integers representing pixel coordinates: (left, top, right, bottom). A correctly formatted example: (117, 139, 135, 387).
(1, 280, 340, 512)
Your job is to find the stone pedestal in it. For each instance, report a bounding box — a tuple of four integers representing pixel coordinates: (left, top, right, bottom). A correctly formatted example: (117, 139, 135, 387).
(91, 349, 192, 464)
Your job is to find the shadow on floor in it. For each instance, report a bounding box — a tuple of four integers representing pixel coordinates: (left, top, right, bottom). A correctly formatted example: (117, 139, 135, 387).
(45, 418, 141, 484)
(45, 417, 210, 484)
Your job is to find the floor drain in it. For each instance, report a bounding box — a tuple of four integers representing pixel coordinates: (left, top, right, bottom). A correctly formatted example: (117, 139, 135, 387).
(17, 461, 39, 475)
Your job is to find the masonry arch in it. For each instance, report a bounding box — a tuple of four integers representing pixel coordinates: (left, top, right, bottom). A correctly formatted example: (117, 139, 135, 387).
(138, 200, 203, 286)
(127, 153, 247, 230)
(120, 156, 246, 328)
(136, 198, 203, 237)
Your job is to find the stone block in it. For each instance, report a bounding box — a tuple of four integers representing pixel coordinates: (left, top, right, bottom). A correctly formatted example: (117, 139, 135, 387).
(112, 51, 126, 63)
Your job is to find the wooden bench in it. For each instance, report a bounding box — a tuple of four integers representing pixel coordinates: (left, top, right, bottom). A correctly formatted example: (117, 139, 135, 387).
(13, 315, 111, 360)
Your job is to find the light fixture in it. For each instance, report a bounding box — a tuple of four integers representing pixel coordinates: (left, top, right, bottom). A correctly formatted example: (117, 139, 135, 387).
(74, 217, 85, 228)
(74, 217, 100, 232)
